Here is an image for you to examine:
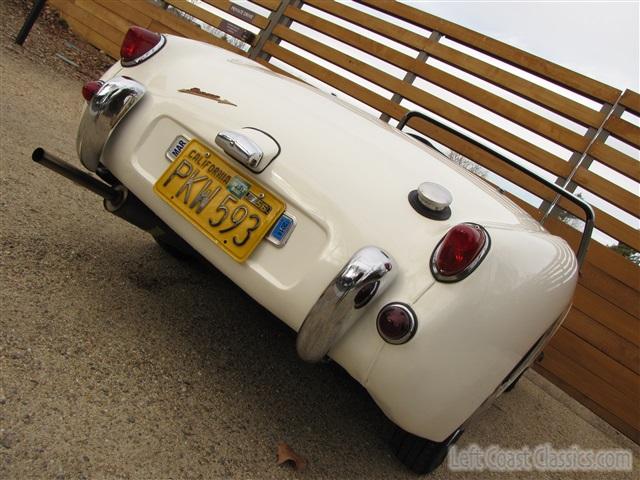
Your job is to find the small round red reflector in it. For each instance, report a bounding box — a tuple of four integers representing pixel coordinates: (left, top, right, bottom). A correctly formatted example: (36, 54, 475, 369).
(120, 26, 164, 66)
(432, 223, 488, 280)
(82, 81, 103, 102)
(376, 303, 416, 344)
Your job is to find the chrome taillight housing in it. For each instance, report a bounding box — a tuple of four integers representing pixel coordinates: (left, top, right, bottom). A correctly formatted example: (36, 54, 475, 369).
(120, 26, 166, 67)
(431, 223, 490, 282)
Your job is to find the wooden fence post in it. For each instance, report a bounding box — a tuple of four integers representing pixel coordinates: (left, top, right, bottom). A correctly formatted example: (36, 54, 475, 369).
(379, 30, 442, 123)
(250, 0, 303, 61)
(541, 98, 620, 223)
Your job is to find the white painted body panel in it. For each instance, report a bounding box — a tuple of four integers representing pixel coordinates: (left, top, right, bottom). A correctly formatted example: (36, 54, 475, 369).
(93, 36, 578, 442)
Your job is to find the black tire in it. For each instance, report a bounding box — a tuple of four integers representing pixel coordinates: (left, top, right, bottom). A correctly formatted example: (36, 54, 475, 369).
(387, 423, 461, 475)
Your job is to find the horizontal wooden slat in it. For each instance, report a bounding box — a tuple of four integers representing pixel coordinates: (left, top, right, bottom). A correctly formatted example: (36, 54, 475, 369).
(580, 262, 640, 319)
(563, 308, 639, 375)
(148, 19, 181, 37)
(538, 346, 640, 431)
(573, 286, 640, 346)
(620, 89, 640, 116)
(50, 0, 119, 56)
(249, 0, 280, 11)
(572, 166, 640, 218)
(54, 0, 123, 45)
(127, 0, 244, 54)
(550, 327, 639, 400)
(510, 198, 640, 292)
(202, 0, 270, 29)
(254, 57, 301, 80)
(62, 14, 120, 58)
(166, 0, 226, 31)
(357, 0, 622, 104)
(535, 363, 640, 443)
(166, 0, 256, 45)
(396, 109, 640, 251)
(604, 116, 640, 149)
(305, 0, 604, 129)
(587, 140, 640, 182)
(75, 0, 131, 34)
(93, 0, 152, 28)
(262, 41, 405, 119)
(556, 197, 640, 253)
(286, 4, 590, 154)
(273, 25, 573, 181)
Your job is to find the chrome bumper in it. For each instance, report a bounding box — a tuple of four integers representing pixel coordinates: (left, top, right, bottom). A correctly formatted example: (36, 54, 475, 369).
(296, 247, 397, 363)
(76, 76, 146, 171)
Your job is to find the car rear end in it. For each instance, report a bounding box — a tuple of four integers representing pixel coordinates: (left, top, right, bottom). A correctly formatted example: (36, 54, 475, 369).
(53, 29, 580, 445)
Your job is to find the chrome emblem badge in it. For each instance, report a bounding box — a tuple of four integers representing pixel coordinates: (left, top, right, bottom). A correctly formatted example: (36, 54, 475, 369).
(165, 135, 190, 162)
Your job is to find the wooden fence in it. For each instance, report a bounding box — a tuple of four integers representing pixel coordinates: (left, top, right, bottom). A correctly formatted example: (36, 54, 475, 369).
(48, 0, 640, 442)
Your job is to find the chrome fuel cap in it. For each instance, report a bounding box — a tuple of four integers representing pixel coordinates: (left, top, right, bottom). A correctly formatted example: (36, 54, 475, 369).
(408, 182, 452, 220)
(417, 182, 452, 211)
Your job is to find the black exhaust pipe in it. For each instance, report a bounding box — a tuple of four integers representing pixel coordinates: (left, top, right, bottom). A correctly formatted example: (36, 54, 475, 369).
(32, 148, 199, 257)
(32, 147, 119, 201)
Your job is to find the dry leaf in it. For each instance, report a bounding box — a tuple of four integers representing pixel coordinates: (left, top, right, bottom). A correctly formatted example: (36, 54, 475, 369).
(276, 441, 308, 472)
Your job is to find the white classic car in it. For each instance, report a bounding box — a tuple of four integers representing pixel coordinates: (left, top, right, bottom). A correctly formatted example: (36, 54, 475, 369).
(34, 27, 594, 474)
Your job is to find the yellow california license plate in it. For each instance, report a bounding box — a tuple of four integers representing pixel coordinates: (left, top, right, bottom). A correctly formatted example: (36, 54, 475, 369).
(154, 139, 285, 262)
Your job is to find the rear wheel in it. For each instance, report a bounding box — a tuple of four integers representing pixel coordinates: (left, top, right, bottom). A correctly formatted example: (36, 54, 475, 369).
(387, 423, 462, 475)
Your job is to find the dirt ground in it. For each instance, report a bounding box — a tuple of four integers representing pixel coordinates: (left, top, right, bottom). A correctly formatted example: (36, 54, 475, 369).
(0, 3, 638, 480)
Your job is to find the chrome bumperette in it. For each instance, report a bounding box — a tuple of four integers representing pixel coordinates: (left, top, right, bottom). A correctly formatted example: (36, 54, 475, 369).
(296, 247, 397, 363)
(215, 130, 264, 171)
(76, 76, 146, 171)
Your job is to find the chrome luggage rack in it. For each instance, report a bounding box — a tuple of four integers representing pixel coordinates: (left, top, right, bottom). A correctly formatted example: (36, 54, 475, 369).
(397, 111, 595, 269)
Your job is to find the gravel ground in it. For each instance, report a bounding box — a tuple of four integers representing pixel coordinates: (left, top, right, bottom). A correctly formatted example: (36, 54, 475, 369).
(0, 3, 638, 479)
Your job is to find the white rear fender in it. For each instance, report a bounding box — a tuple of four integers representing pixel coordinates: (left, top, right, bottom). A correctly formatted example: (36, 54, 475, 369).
(363, 227, 578, 442)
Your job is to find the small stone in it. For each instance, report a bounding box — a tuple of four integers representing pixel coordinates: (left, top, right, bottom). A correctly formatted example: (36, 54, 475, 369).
(1, 432, 16, 449)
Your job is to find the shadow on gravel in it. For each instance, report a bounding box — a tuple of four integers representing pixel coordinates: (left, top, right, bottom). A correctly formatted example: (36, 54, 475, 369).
(74, 226, 394, 472)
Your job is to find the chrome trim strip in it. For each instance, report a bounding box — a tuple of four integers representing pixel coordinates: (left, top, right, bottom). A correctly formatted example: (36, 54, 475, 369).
(120, 34, 166, 67)
(215, 130, 264, 172)
(430, 223, 491, 283)
(296, 247, 397, 363)
(76, 76, 146, 171)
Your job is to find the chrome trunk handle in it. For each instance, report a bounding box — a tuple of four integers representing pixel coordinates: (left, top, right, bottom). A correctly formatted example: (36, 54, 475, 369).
(296, 247, 397, 363)
(215, 130, 264, 171)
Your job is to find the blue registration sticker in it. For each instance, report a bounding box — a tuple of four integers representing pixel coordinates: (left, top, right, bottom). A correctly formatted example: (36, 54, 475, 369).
(266, 213, 296, 247)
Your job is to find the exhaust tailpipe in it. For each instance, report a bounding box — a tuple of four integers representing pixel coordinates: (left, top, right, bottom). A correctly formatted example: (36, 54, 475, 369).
(32, 147, 119, 201)
(32, 148, 198, 257)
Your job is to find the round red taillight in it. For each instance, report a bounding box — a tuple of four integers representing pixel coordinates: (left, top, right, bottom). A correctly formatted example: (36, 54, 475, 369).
(431, 223, 489, 282)
(82, 80, 103, 102)
(376, 303, 417, 344)
(120, 26, 166, 67)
